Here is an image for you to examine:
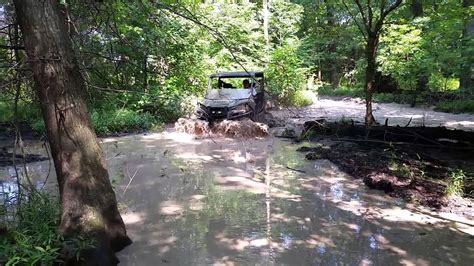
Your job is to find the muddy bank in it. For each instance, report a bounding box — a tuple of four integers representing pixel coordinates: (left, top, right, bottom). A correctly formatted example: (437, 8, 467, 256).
(0, 150, 48, 167)
(298, 121, 474, 213)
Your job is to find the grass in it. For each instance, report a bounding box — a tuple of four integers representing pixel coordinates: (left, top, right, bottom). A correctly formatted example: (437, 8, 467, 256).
(90, 108, 160, 135)
(28, 108, 163, 136)
(435, 99, 474, 114)
(289, 90, 313, 107)
(445, 169, 466, 196)
(0, 191, 94, 265)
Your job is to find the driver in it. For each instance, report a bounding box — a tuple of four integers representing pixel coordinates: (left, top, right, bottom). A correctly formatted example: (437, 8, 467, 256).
(242, 79, 251, 89)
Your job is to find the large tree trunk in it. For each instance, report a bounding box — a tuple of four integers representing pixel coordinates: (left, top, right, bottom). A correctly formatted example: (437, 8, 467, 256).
(365, 35, 377, 127)
(13, 0, 131, 264)
(460, 0, 474, 92)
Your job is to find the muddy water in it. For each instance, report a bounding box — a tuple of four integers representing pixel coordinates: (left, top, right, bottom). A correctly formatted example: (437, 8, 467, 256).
(107, 132, 474, 265)
(1, 131, 473, 265)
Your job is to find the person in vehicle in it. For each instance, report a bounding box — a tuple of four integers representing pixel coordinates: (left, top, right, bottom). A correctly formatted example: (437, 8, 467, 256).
(243, 79, 251, 89)
(218, 79, 234, 88)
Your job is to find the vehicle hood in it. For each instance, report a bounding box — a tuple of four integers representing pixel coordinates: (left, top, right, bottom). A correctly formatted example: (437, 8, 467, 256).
(201, 98, 249, 108)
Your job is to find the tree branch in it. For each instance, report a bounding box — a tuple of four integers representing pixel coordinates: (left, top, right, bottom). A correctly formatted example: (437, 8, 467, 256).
(342, 0, 368, 41)
(353, 0, 371, 33)
(0, 45, 25, 50)
(367, 0, 373, 31)
(375, 0, 403, 32)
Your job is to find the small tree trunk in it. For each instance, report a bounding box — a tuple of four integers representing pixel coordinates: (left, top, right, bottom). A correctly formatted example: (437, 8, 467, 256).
(13, 0, 131, 264)
(325, 1, 339, 89)
(411, 0, 423, 17)
(460, 0, 474, 92)
(263, 0, 270, 49)
(365, 35, 377, 127)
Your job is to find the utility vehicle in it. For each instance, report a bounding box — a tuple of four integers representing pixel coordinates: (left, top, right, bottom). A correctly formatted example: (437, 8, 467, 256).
(195, 71, 266, 122)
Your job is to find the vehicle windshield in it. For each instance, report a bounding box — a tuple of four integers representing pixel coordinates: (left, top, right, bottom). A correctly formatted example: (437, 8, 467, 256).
(205, 77, 258, 100)
(210, 77, 258, 90)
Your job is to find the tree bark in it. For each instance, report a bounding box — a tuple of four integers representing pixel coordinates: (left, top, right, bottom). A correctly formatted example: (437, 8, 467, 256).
(13, 0, 131, 264)
(263, 0, 270, 49)
(411, 0, 423, 17)
(351, 0, 402, 127)
(460, 0, 474, 92)
(365, 34, 377, 126)
(325, 1, 339, 89)
(411, 0, 427, 106)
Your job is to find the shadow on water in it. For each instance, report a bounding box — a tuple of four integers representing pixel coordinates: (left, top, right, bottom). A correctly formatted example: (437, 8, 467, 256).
(1, 132, 472, 265)
(111, 132, 474, 265)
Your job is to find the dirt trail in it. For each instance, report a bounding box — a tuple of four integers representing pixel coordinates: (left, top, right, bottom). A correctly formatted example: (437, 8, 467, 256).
(270, 97, 474, 131)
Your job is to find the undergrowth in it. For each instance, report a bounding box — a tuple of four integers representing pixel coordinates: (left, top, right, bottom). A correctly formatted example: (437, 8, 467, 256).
(289, 90, 313, 107)
(0, 191, 94, 265)
(435, 99, 474, 114)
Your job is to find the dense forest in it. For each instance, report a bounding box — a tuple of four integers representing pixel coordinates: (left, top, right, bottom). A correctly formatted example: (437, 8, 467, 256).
(1, 0, 473, 133)
(0, 0, 473, 265)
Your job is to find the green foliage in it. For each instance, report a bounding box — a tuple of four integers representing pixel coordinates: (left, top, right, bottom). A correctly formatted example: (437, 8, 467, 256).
(318, 85, 364, 98)
(0, 192, 94, 265)
(379, 23, 429, 90)
(90, 108, 157, 135)
(446, 169, 466, 196)
(1, 0, 472, 134)
(269, 1, 304, 46)
(428, 73, 460, 91)
(266, 43, 307, 106)
(435, 100, 474, 114)
(289, 90, 313, 107)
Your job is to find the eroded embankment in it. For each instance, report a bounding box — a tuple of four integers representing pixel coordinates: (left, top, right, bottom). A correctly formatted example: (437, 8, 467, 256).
(297, 120, 474, 214)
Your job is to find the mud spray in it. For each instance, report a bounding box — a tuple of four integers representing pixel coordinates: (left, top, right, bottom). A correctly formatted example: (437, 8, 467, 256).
(175, 118, 268, 138)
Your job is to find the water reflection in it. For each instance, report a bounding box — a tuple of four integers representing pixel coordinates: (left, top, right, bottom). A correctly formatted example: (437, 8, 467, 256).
(1, 132, 472, 265)
(0, 180, 18, 204)
(111, 132, 473, 265)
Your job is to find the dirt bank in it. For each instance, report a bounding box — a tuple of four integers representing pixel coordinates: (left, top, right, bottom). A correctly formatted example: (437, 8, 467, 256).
(293, 119, 474, 216)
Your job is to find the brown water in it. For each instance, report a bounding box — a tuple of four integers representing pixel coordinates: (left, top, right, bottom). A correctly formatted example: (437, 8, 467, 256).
(105, 132, 473, 265)
(1, 131, 473, 265)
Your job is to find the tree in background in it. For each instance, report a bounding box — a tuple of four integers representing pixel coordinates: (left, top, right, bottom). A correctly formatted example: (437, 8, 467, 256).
(344, 0, 403, 126)
(460, 0, 474, 92)
(13, 0, 131, 264)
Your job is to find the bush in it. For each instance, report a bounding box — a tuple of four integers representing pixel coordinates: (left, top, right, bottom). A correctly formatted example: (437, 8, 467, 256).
(266, 43, 307, 106)
(317, 85, 364, 98)
(91, 108, 158, 135)
(289, 90, 313, 107)
(446, 169, 467, 196)
(0, 191, 93, 265)
(435, 100, 474, 114)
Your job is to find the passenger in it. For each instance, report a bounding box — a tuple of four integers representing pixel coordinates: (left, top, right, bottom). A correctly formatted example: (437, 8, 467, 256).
(243, 79, 251, 89)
